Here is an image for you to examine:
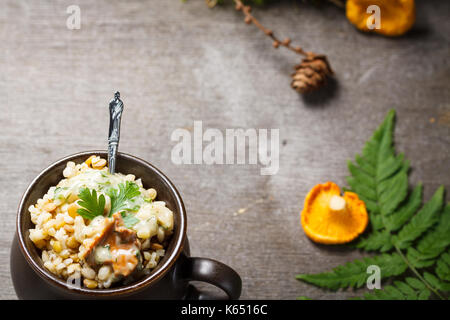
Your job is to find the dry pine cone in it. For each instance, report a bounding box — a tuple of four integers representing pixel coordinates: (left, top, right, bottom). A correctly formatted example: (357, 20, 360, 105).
(291, 54, 333, 94)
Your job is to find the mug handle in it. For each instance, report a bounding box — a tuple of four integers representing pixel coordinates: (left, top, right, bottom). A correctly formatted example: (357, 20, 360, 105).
(182, 256, 242, 300)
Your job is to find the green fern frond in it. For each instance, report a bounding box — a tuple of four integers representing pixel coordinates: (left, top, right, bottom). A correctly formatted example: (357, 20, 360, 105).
(436, 252, 450, 282)
(406, 204, 450, 268)
(355, 230, 392, 252)
(393, 186, 445, 249)
(295, 253, 407, 290)
(356, 185, 444, 253)
(383, 184, 423, 232)
(424, 272, 450, 292)
(415, 204, 450, 255)
(296, 110, 449, 299)
(346, 110, 409, 229)
(361, 278, 431, 300)
(407, 247, 438, 268)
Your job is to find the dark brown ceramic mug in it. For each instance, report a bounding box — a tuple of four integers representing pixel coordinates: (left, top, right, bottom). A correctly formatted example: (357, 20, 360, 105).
(11, 151, 242, 299)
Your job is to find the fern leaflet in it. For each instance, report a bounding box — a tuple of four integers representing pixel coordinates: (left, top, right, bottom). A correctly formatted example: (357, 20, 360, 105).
(361, 278, 431, 300)
(392, 186, 445, 249)
(295, 253, 407, 290)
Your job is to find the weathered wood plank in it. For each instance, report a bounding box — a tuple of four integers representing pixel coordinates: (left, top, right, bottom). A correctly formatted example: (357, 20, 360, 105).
(0, 0, 449, 299)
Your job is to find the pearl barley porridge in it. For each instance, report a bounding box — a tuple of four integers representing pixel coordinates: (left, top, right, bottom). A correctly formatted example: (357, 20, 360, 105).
(28, 156, 174, 289)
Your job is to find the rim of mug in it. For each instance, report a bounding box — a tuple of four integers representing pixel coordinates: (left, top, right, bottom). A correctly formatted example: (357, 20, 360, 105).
(16, 150, 187, 296)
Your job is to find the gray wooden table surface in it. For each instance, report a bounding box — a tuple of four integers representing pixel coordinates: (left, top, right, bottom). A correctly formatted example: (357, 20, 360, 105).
(0, 0, 449, 299)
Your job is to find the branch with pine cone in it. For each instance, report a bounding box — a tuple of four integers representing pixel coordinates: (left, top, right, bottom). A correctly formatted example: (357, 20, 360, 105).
(208, 0, 334, 94)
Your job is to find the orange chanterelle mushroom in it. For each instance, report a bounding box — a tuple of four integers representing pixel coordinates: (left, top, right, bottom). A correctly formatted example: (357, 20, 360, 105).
(301, 182, 368, 244)
(346, 0, 415, 37)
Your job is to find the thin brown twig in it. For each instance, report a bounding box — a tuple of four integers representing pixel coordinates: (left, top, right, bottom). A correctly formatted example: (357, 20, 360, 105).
(234, 0, 309, 57)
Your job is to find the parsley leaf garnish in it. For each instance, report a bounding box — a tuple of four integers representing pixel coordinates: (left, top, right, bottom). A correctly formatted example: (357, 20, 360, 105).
(77, 188, 106, 220)
(75, 182, 141, 220)
(121, 212, 140, 228)
(107, 181, 141, 216)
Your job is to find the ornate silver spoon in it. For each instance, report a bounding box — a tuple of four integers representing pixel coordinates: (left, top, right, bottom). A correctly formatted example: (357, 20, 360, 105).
(108, 91, 124, 174)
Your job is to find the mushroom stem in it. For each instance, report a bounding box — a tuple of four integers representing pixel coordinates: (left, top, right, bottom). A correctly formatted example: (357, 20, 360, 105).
(329, 195, 347, 214)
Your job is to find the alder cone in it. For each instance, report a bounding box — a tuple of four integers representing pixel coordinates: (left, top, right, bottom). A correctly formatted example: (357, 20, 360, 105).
(291, 54, 333, 94)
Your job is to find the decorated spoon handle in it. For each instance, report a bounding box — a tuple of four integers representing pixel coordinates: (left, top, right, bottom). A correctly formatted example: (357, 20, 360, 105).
(108, 91, 124, 174)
